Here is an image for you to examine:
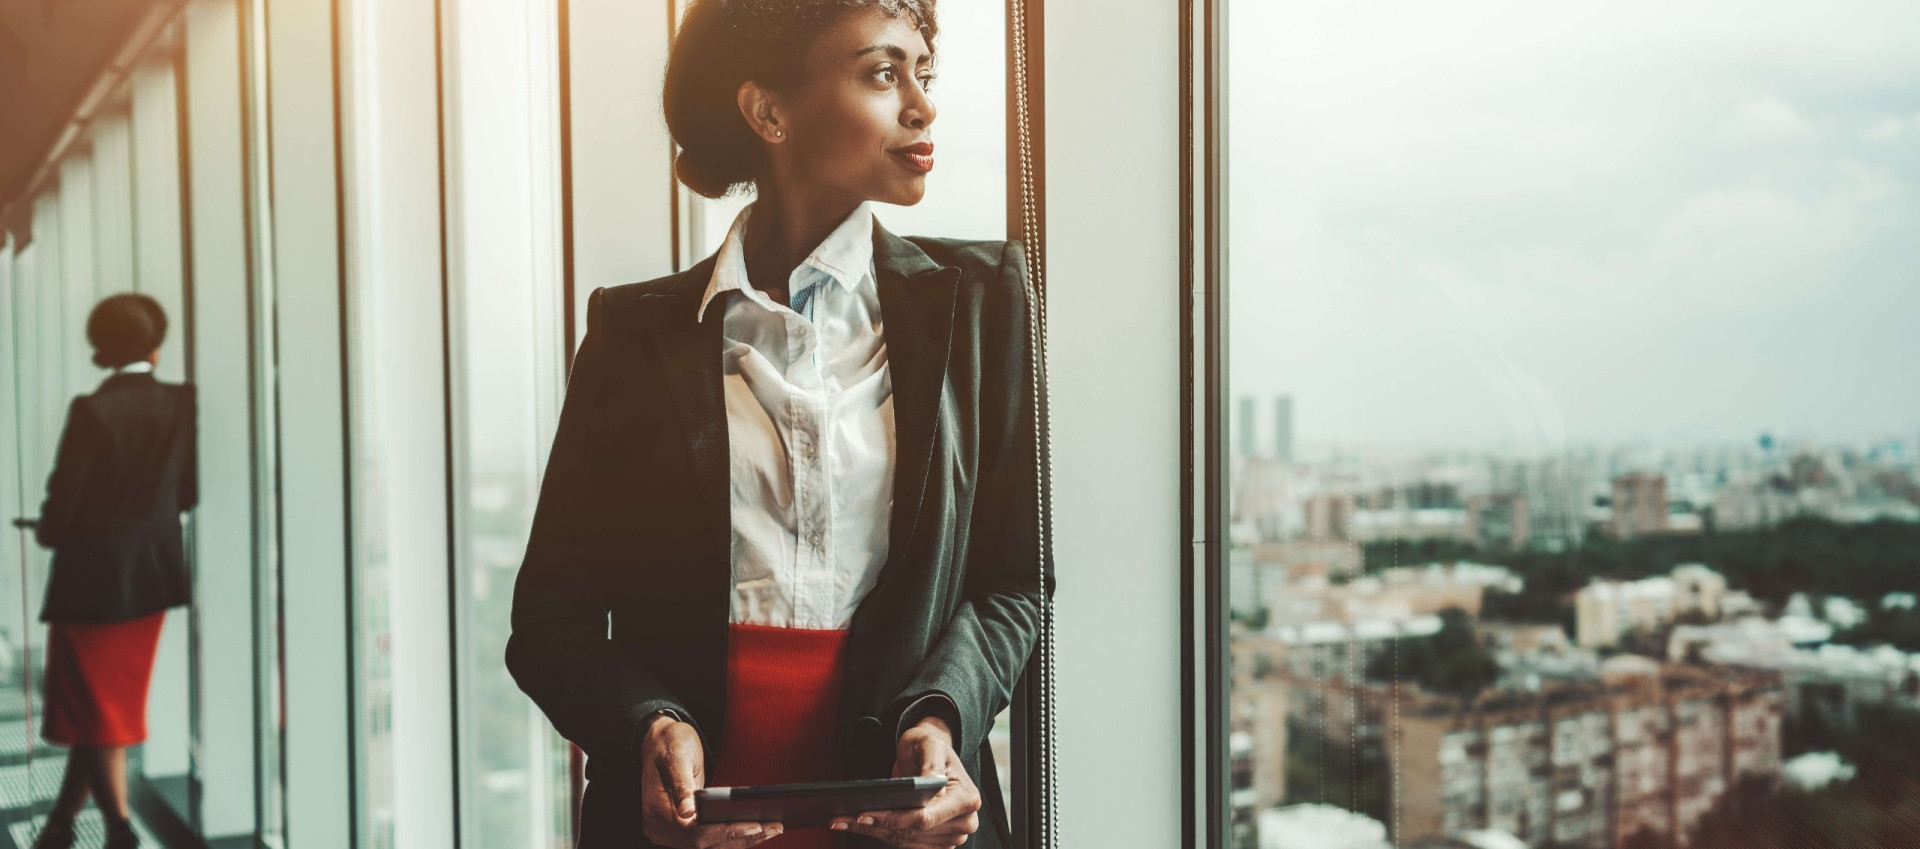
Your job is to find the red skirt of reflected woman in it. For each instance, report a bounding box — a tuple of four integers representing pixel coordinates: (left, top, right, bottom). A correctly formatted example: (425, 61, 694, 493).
(709, 623, 856, 849)
(41, 611, 167, 747)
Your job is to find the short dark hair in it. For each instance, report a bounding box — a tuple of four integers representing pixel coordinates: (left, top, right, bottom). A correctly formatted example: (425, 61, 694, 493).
(87, 293, 167, 369)
(662, 0, 939, 199)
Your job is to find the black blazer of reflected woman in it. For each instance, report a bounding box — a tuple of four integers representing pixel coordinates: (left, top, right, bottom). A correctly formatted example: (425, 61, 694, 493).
(507, 224, 1053, 849)
(37, 372, 197, 623)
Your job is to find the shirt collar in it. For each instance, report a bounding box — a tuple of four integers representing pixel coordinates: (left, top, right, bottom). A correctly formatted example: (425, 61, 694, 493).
(116, 361, 155, 375)
(696, 200, 875, 323)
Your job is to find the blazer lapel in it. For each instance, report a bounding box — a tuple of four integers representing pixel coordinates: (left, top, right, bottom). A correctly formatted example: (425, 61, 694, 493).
(634, 259, 732, 553)
(873, 223, 961, 569)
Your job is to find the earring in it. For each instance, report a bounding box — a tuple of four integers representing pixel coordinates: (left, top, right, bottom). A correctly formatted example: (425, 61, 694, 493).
(774, 128, 785, 138)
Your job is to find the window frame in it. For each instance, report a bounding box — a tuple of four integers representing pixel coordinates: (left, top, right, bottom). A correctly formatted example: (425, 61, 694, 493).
(1181, 0, 1231, 848)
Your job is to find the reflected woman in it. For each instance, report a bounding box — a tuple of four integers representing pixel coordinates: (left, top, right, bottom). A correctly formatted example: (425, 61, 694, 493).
(30, 294, 195, 849)
(507, 1, 1051, 848)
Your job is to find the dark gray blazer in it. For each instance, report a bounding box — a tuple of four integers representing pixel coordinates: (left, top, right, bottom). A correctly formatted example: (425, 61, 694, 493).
(506, 224, 1053, 849)
(37, 372, 197, 623)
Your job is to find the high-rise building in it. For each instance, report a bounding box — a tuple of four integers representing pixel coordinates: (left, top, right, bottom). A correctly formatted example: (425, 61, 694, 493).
(1239, 396, 1257, 459)
(1228, 633, 1292, 848)
(1304, 492, 1355, 541)
(1466, 493, 1531, 551)
(1274, 395, 1294, 463)
(1234, 457, 1293, 542)
(1610, 473, 1669, 540)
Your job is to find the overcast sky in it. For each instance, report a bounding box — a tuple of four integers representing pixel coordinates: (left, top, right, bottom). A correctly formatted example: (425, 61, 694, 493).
(1226, 0, 1920, 455)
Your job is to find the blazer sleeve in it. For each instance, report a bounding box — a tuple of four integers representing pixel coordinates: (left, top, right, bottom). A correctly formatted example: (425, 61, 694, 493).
(505, 287, 703, 766)
(886, 240, 1056, 759)
(37, 397, 104, 549)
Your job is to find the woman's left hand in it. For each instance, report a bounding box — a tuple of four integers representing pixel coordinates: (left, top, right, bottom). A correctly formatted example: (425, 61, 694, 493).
(828, 716, 981, 848)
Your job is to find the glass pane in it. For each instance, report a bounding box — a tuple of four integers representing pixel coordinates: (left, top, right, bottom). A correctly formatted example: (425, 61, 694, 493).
(1225, 2, 1920, 848)
(129, 55, 196, 810)
(15, 192, 68, 846)
(339, 0, 460, 844)
(446, 0, 569, 846)
(3, 237, 51, 841)
(90, 115, 137, 297)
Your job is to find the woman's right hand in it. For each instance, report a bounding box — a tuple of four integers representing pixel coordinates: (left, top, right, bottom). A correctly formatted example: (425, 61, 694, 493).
(640, 714, 784, 848)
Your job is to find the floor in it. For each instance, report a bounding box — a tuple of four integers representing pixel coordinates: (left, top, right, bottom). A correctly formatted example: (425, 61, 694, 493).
(0, 689, 166, 849)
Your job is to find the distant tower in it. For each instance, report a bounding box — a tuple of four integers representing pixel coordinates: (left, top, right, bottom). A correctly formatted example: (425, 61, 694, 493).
(1238, 396, 1256, 459)
(1273, 396, 1294, 463)
(1610, 473, 1669, 540)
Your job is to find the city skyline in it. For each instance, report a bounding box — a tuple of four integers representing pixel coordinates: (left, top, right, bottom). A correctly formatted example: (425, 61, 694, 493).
(1231, 392, 1918, 460)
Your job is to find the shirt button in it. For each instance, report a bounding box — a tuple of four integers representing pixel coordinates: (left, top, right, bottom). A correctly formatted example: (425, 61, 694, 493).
(810, 531, 825, 549)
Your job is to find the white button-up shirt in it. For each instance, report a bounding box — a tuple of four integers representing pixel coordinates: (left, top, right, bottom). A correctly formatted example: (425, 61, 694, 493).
(697, 201, 894, 631)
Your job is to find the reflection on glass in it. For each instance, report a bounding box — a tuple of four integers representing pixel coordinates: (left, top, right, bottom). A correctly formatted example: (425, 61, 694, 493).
(4, 113, 190, 839)
(128, 53, 195, 806)
(1225, 2, 1920, 848)
(5, 234, 56, 839)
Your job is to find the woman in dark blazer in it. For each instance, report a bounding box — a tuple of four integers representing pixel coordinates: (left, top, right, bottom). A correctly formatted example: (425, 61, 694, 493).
(506, 2, 1050, 848)
(28, 293, 196, 849)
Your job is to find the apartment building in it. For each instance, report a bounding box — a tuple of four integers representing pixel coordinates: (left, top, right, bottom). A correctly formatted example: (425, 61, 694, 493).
(1388, 665, 1783, 848)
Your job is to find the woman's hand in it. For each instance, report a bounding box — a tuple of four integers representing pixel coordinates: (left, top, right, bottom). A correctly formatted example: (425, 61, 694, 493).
(640, 715, 784, 848)
(829, 716, 981, 848)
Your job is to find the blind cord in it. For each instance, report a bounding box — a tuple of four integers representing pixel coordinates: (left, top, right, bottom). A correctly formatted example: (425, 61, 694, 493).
(1007, 0, 1057, 845)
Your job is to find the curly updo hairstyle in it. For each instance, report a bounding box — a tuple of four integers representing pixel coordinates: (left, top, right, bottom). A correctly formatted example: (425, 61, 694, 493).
(87, 293, 167, 369)
(663, 0, 938, 199)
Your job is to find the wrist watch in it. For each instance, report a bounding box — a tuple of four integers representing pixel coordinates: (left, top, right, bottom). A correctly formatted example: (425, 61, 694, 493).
(648, 707, 688, 731)
(634, 707, 689, 764)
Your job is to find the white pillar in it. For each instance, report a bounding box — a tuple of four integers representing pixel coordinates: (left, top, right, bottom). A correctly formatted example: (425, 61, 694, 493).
(1045, 0, 1186, 844)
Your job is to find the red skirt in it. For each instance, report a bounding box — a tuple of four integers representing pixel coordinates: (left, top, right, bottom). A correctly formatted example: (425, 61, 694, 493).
(41, 611, 167, 747)
(710, 623, 854, 849)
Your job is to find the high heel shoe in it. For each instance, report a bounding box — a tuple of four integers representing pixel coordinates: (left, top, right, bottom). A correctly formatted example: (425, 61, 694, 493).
(28, 818, 76, 849)
(104, 817, 141, 849)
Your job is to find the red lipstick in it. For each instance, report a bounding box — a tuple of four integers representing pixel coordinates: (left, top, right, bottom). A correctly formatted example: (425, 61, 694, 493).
(890, 142, 935, 174)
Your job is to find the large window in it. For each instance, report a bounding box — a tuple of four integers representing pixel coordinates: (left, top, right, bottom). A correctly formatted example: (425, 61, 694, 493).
(446, 3, 571, 849)
(1, 37, 198, 841)
(5, 1, 1050, 846)
(1216, 2, 1920, 848)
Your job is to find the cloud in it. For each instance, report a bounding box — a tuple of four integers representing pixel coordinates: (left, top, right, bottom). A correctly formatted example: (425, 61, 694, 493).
(1728, 97, 1815, 140)
(1224, 0, 1920, 447)
(1860, 113, 1920, 143)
